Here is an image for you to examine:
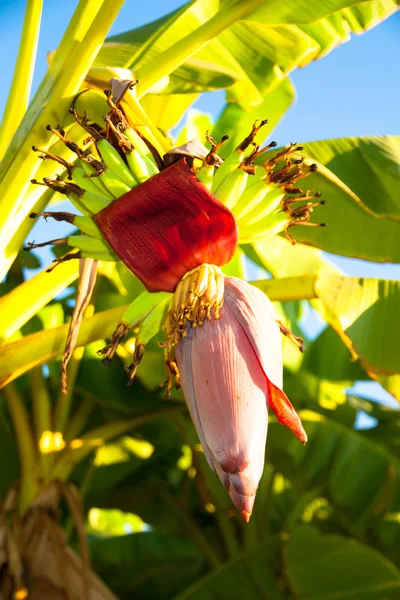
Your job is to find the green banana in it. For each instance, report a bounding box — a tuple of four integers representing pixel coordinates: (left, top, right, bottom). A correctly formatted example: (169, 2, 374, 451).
(74, 216, 103, 239)
(126, 147, 158, 184)
(214, 167, 249, 210)
(81, 157, 131, 199)
(121, 291, 172, 327)
(196, 164, 214, 190)
(69, 190, 111, 215)
(124, 127, 157, 165)
(211, 150, 244, 192)
(233, 178, 272, 221)
(74, 162, 114, 200)
(29, 211, 102, 240)
(238, 210, 289, 244)
(97, 138, 137, 188)
(67, 193, 91, 216)
(67, 235, 112, 254)
(235, 184, 285, 225)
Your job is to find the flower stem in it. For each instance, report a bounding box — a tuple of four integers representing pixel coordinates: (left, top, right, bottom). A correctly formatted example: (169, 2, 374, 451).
(0, 0, 43, 160)
(31, 367, 53, 481)
(136, 0, 265, 97)
(4, 382, 39, 513)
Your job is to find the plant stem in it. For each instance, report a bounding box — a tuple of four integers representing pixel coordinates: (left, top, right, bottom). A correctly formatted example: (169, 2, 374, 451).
(31, 367, 53, 481)
(0, 0, 125, 264)
(4, 382, 39, 513)
(0, 0, 43, 160)
(0, 0, 106, 179)
(64, 396, 94, 444)
(166, 495, 222, 568)
(136, 0, 265, 97)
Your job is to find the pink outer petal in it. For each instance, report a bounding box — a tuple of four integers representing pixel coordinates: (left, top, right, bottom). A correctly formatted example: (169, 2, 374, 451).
(176, 302, 268, 519)
(224, 277, 307, 445)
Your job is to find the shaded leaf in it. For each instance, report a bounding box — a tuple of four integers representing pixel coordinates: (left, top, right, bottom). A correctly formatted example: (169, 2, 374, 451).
(175, 541, 284, 600)
(90, 532, 200, 600)
(285, 525, 400, 600)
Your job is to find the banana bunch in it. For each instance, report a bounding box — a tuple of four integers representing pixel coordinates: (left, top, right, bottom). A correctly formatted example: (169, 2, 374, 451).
(27, 90, 325, 269)
(26, 81, 325, 390)
(27, 91, 160, 267)
(195, 127, 326, 246)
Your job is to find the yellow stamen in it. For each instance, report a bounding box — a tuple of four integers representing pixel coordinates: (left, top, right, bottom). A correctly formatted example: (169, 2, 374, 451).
(163, 264, 225, 352)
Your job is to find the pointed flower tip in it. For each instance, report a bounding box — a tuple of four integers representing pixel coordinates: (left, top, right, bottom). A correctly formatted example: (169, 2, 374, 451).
(300, 431, 308, 446)
(241, 510, 251, 523)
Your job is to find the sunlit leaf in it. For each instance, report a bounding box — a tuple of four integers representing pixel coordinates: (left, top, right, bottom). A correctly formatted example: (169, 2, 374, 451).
(0, 260, 78, 341)
(302, 136, 400, 220)
(316, 272, 400, 376)
(290, 161, 400, 263)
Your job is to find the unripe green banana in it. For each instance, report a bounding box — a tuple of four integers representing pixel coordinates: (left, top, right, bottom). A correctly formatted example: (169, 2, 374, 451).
(126, 148, 158, 183)
(124, 127, 157, 165)
(137, 295, 172, 344)
(238, 210, 289, 244)
(240, 186, 286, 226)
(67, 235, 112, 255)
(29, 211, 102, 240)
(74, 162, 114, 200)
(211, 150, 244, 192)
(196, 164, 214, 190)
(214, 167, 248, 210)
(67, 193, 91, 216)
(233, 178, 272, 221)
(69, 190, 111, 215)
(97, 138, 137, 188)
(235, 184, 285, 225)
(80, 249, 119, 262)
(74, 216, 103, 239)
(91, 163, 131, 199)
(121, 291, 172, 327)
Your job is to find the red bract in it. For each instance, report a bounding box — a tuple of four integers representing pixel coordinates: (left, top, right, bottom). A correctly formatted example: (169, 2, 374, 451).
(94, 158, 238, 292)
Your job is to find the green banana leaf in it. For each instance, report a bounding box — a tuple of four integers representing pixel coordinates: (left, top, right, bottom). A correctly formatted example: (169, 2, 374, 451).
(302, 136, 400, 221)
(267, 416, 400, 539)
(90, 532, 201, 600)
(91, 0, 397, 116)
(285, 525, 400, 600)
(290, 161, 400, 263)
(316, 273, 400, 377)
(175, 541, 284, 600)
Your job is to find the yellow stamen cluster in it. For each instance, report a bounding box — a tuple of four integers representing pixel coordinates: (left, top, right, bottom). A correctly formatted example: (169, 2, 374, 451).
(163, 264, 225, 352)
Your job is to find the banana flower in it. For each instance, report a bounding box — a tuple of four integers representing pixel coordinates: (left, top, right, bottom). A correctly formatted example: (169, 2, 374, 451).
(175, 276, 307, 521)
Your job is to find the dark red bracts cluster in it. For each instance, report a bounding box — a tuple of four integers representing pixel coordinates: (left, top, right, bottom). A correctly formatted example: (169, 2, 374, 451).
(94, 159, 238, 292)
